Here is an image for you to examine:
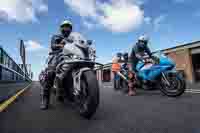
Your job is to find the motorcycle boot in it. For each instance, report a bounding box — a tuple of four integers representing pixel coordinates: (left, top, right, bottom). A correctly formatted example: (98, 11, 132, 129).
(55, 62, 73, 103)
(40, 87, 51, 110)
(54, 74, 65, 103)
(40, 69, 55, 110)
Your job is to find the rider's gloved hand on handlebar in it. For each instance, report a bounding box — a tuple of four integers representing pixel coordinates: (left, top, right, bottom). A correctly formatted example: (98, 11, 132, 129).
(55, 40, 65, 48)
(151, 55, 160, 64)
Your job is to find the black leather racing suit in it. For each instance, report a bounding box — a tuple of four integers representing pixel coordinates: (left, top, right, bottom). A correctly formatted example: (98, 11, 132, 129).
(40, 34, 72, 108)
(129, 42, 152, 72)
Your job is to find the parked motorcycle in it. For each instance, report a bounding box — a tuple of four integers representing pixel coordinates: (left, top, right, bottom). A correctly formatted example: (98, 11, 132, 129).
(52, 34, 102, 119)
(134, 51, 186, 97)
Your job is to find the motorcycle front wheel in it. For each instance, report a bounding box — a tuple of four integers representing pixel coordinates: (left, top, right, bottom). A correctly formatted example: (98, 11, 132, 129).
(159, 72, 186, 97)
(76, 70, 99, 119)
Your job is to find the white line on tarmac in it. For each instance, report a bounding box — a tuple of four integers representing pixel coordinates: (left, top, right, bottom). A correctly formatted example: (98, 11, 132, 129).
(104, 85, 200, 94)
(186, 89, 200, 94)
(0, 83, 32, 112)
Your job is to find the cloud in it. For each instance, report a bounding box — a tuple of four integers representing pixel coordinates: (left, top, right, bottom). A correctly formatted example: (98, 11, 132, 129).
(64, 0, 97, 17)
(24, 40, 48, 80)
(83, 20, 95, 29)
(64, 0, 144, 33)
(153, 15, 167, 31)
(25, 40, 47, 51)
(0, 0, 48, 23)
(98, 1, 144, 32)
(144, 17, 152, 25)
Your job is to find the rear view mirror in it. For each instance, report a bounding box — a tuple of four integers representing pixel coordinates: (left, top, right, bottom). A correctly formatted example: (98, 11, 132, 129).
(87, 40, 93, 45)
(79, 40, 85, 44)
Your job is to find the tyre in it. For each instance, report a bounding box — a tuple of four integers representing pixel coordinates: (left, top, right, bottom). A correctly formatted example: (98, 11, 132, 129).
(159, 72, 186, 97)
(77, 70, 99, 119)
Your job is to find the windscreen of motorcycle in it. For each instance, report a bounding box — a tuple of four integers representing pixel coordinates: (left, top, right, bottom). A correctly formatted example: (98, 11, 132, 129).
(63, 32, 89, 59)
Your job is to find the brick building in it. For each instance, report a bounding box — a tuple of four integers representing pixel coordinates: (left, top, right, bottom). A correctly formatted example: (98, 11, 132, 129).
(95, 41, 200, 84)
(163, 41, 200, 83)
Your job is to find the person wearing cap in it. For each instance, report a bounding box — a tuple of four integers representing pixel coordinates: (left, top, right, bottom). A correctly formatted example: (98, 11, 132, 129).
(112, 53, 122, 91)
(40, 20, 73, 110)
(112, 52, 136, 96)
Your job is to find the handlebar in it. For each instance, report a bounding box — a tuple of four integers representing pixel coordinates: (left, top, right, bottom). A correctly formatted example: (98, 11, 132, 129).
(140, 56, 152, 62)
(141, 55, 160, 65)
(56, 44, 65, 48)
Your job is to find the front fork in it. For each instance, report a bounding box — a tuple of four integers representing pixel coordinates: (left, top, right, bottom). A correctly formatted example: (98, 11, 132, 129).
(161, 72, 170, 86)
(72, 67, 91, 96)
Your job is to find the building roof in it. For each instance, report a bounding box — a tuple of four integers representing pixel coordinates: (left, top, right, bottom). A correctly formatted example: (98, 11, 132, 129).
(160, 40, 200, 53)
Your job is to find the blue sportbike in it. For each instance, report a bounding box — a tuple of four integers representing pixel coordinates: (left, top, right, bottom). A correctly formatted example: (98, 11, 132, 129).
(134, 51, 186, 97)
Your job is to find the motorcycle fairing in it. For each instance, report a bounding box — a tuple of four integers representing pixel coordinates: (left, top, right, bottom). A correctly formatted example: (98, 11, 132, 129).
(136, 56, 175, 80)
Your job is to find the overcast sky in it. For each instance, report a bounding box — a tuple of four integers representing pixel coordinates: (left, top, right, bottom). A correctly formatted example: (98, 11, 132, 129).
(0, 0, 199, 80)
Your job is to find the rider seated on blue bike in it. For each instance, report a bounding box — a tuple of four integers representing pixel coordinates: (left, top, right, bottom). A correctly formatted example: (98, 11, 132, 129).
(129, 35, 153, 73)
(128, 35, 156, 95)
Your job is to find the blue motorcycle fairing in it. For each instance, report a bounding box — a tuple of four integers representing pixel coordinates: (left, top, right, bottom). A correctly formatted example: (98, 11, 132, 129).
(137, 65, 173, 80)
(159, 56, 175, 67)
(136, 56, 175, 80)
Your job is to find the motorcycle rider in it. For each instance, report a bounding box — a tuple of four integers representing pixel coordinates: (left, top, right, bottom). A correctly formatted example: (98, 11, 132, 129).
(129, 35, 152, 72)
(40, 20, 73, 110)
(128, 35, 152, 95)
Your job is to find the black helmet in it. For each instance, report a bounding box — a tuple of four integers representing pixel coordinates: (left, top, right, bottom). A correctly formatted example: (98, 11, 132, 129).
(123, 52, 129, 61)
(116, 52, 122, 58)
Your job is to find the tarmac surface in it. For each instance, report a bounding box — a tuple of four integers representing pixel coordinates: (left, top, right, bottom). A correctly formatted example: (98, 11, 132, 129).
(0, 81, 200, 133)
(0, 82, 30, 103)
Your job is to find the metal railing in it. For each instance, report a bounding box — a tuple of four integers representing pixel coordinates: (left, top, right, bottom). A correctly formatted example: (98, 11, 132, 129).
(0, 47, 31, 82)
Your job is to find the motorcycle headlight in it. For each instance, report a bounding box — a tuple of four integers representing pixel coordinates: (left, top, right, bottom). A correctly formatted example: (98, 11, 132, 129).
(79, 40, 85, 44)
(71, 55, 82, 60)
(73, 55, 78, 59)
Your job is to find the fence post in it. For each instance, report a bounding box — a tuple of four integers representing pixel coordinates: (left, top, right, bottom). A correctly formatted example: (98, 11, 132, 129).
(0, 47, 2, 80)
(0, 65, 2, 80)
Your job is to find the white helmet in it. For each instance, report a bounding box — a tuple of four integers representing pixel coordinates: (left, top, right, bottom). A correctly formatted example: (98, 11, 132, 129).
(138, 35, 149, 42)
